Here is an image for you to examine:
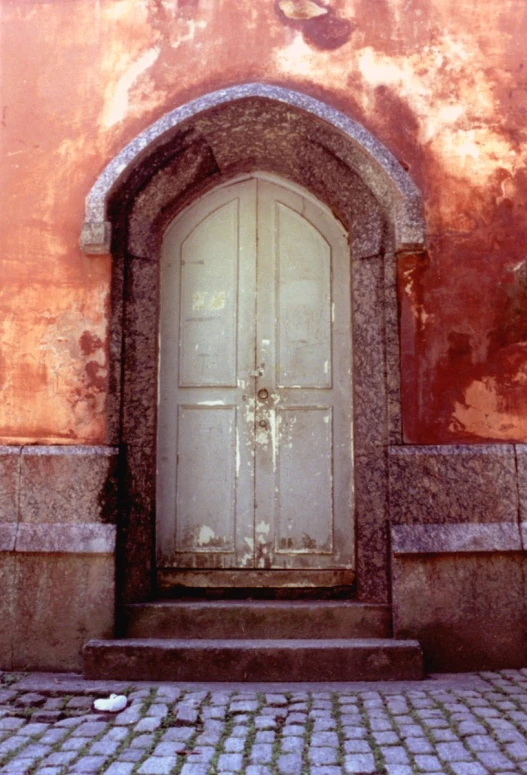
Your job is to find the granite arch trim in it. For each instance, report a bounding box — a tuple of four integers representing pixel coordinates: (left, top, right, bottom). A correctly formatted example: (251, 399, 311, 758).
(80, 83, 425, 255)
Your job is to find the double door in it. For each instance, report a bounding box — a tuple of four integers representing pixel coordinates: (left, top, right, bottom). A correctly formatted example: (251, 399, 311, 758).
(157, 175, 353, 580)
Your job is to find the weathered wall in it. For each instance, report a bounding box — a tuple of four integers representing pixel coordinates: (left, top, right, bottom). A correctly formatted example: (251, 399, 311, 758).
(0, 447, 118, 671)
(1, 0, 527, 444)
(389, 445, 527, 671)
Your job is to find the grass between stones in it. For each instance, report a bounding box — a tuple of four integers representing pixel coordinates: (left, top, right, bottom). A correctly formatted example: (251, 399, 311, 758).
(128, 688, 208, 775)
(206, 695, 235, 775)
(300, 692, 313, 775)
(356, 694, 387, 775)
(330, 691, 345, 768)
(240, 692, 263, 771)
(270, 694, 288, 774)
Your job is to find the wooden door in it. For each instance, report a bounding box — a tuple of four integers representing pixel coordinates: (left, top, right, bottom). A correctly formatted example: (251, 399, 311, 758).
(157, 175, 353, 585)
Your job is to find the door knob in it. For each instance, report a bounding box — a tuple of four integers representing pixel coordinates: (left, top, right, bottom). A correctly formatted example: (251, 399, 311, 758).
(257, 388, 269, 401)
(258, 419, 268, 429)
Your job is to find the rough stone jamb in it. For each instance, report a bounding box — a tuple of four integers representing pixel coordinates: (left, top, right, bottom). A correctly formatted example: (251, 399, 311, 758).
(80, 83, 425, 254)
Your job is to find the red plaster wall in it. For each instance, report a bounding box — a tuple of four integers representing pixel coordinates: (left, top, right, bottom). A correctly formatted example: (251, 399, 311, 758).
(1, 0, 526, 444)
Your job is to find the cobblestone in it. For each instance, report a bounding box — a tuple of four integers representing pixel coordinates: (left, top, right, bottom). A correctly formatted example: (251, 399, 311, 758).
(249, 743, 273, 763)
(137, 756, 177, 774)
(344, 752, 376, 772)
(217, 752, 244, 770)
(104, 764, 135, 775)
(71, 755, 110, 772)
(134, 716, 162, 733)
(277, 752, 303, 775)
(281, 737, 304, 753)
(2, 671, 527, 772)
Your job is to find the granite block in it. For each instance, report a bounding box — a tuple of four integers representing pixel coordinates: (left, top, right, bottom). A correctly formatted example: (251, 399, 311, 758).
(389, 445, 518, 526)
(80, 221, 111, 254)
(15, 523, 116, 554)
(383, 246, 403, 445)
(521, 522, 527, 551)
(352, 255, 388, 454)
(120, 442, 156, 603)
(0, 553, 15, 669)
(349, 191, 385, 259)
(20, 446, 119, 524)
(121, 258, 158, 450)
(517, 446, 527, 538)
(0, 447, 20, 523)
(0, 523, 17, 552)
(392, 522, 521, 554)
(392, 554, 527, 671)
(354, 450, 390, 604)
(13, 553, 114, 671)
(352, 256, 387, 454)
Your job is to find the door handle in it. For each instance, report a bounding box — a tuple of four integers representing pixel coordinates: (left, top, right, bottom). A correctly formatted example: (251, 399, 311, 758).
(257, 388, 269, 401)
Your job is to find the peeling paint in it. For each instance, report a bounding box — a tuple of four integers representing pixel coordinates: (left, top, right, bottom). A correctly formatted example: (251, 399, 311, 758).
(451, 376, 527, 441)
(278, 0, 328, 22)
(197, 525, 216, 546)
(103, 46, 161, 128)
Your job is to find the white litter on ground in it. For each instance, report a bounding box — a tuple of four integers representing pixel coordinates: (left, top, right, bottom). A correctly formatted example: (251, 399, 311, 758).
(93, 693, 128, 712)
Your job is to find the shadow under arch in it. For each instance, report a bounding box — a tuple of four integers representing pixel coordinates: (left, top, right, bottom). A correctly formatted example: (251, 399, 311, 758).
(82, 83, 426, 608)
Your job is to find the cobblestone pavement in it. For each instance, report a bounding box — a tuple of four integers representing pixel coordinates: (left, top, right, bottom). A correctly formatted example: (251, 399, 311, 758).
(2, 671, 527, 774)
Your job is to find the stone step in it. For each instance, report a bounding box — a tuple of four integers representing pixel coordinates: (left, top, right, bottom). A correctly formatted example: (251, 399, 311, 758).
(83, 637, 423, 682)
(125, 600, 392, 639)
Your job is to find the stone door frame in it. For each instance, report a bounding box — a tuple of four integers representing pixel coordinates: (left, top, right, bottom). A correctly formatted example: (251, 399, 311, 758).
(80, 83, 426, 608)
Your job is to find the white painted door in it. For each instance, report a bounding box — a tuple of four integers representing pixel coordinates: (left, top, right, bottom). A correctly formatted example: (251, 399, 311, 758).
(157, 175, 353, 578)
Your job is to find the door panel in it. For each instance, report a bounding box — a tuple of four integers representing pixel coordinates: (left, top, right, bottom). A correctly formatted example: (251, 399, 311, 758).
(175, 405, 237, 553)
(276, 406, 333, 554)
(276, 203, 332, 389)
(179, 201, 240, 387)
(157, 174, 353, 579)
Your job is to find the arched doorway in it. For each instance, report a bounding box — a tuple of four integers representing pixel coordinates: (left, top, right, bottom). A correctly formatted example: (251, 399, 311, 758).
(80, 84, 425, 607)
(157, 173, 353, 587)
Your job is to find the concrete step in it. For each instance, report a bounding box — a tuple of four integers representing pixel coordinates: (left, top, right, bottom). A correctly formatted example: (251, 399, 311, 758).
(83, 637, 423, 682)
(124, 600, 392, 640)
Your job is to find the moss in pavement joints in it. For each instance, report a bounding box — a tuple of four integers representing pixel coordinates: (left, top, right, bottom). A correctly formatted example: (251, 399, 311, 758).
(299, 691, 313, 775)
(206, 692, 236, 775)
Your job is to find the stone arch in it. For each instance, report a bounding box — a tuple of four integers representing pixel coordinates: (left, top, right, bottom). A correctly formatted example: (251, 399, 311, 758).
(83, 84, 426, 607)
(81, 83, 425, 255)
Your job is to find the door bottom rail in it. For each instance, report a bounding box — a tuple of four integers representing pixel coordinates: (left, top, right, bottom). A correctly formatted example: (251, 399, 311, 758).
(157, 568, 355, 592)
